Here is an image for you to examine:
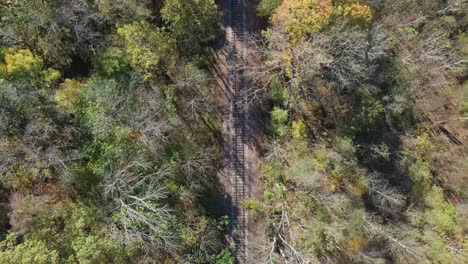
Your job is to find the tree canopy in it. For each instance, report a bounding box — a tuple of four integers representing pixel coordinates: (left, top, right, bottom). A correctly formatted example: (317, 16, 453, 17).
(0, 0, 466, 263)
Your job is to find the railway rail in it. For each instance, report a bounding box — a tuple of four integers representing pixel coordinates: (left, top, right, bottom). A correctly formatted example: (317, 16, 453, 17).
(228, 0, 248, 262)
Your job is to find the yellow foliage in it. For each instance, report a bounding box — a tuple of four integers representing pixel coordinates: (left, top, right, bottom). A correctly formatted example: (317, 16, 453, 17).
(273, 0, 333, 42)
(271, 0, 372, 42)
(0, 63, 6, 79)
(330, 175, 342, 191)
(414, 133, 436, 158)
(336, 2, 373, 26)
(113, 125, 140, 142)
(43, 68, 61, 88)
(54, 79, 81, 111)
(351, 170, 368, 197)
(282, 52, 293, 78)
(291, 119, 307, 139)
(4, 49, 43, 78)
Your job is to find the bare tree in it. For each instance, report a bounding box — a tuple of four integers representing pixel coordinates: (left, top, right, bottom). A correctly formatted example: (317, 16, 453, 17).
(114, 81, 181, 153)
(186, 220, 223, 263)
(103, 158, 178, 254)
(363, 216, 423, 263)
(243, 22, 390, 108)
(243, 33, 282, 108)
(179, 147, 214, 189)
(437, 0, 467, 15)
(367, 173, 406, 218)
(59, 0, 104, 59)
(171, 64, 213, 120)
(248, 239, 281, 264)
(0, 101, 81, 189)
(325, 27, 384, 88)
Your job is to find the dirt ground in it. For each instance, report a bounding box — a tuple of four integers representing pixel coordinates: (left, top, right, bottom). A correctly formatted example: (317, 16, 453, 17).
(210, 0, 268, 261)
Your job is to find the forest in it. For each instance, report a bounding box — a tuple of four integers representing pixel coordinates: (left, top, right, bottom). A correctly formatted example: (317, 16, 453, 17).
(0, 0, 466, 263)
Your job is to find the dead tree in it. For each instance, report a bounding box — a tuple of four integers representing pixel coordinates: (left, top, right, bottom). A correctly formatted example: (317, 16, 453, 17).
(367, 173, 406, 218)
(103, 158, 178, 254)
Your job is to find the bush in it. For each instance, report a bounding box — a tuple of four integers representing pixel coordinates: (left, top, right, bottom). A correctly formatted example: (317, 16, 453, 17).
(242, 198, 263, 216)
(270, 107, 289, 137)
(42, 69, 61, 88)
(424, 186, 458, 234)
(54, 79, 82, 112)
(296, 223, 336, 258)
(212, 248, 234, 264)
(4, 49, 43, 79)
(291, 119, 307, 139)
(271, 107, 288, 124)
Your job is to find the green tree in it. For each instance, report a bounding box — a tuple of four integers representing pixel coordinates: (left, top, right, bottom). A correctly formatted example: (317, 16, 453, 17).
(69, 235, 125, 264)
(93, 48, 129, 77)
(97, 0, 153, 23)
(117, 22, 177, 79)
(0, 201, 125, 263)
(258, 0, 282, 18)
(0, 0, 104, 67)
(0, 234, 59, 264)
(162, 0, 221, 56)
(42, 68, 61, 88)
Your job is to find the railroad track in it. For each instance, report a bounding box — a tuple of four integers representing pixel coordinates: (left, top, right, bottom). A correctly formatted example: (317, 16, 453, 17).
(228, 0, 248, 262)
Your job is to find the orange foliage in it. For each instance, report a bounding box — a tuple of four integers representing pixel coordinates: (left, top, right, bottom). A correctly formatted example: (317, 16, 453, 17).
(346, 237, 367, 255)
